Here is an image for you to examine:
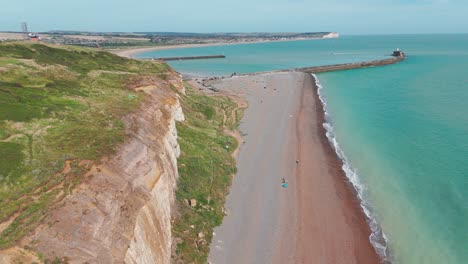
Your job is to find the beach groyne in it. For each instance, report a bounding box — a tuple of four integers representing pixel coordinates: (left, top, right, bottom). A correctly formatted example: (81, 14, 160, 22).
(148, 55, 226, 61)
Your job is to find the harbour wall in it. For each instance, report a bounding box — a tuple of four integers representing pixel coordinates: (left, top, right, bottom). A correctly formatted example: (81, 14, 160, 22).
(296, 54, 405, 73)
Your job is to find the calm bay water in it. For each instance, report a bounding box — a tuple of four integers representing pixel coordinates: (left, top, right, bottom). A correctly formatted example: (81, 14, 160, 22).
(139, 35, 468, 263)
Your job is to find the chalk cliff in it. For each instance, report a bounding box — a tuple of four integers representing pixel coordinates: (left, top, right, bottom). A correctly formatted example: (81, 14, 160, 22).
(24, 71, 186, 263)
(323, 32, 340, 38)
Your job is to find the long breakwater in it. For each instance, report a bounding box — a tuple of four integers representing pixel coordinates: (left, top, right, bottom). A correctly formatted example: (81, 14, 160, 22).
(296, 54, 405, 73)
(146, 55, 226, 61)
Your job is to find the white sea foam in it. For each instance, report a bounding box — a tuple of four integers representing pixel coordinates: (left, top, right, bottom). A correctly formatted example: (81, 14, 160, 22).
(313, 74, 393, 263)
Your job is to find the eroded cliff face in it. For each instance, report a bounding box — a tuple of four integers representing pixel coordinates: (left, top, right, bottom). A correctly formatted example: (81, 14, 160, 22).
(19, 71, 185, 263)
(124, 74, 185, 264)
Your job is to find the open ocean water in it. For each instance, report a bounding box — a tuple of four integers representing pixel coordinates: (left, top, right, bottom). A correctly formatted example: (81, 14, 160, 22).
(139, 35, 468, 263)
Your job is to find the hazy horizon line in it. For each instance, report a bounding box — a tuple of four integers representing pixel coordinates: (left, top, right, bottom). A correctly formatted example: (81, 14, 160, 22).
(1, 30, 468, 36)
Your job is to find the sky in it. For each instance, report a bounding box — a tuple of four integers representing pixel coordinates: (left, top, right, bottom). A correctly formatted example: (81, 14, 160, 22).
(1, 0, 467, 34)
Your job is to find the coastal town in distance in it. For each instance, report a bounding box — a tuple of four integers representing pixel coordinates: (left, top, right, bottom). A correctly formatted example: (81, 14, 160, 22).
(0, 29, 339, 48)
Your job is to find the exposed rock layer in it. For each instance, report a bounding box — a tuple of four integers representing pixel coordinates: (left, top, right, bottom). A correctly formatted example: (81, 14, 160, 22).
(26, 71, 185, 264)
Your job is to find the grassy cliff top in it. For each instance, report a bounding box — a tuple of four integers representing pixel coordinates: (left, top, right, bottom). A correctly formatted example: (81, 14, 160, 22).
(0, 42, 168, 249)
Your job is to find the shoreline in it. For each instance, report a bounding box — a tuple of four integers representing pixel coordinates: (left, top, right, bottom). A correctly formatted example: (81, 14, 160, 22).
(201, 72, 379, 263)
(110, 37, 332, 58)
(305, 74, 380, 262)
(314, 75, 390, 262)
(274, 73, 379, 263)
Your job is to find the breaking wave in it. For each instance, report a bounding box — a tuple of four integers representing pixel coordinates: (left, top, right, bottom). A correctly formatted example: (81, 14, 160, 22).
(313, 74, 393, 263)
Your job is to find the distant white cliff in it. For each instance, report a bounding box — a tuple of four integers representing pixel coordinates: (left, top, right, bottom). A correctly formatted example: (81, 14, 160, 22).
(323, 32, 340, 39)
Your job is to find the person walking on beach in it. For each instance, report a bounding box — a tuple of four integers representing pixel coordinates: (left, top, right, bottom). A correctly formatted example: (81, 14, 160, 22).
(281, 178, 288, 188)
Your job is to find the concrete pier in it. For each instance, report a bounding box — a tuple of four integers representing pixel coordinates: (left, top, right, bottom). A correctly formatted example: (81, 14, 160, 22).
(149, 55, 226, 61)
(296, 54, 405, 73)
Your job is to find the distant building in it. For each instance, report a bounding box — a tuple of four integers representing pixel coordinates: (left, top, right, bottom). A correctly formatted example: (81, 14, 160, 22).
(28, 33, 40, 42)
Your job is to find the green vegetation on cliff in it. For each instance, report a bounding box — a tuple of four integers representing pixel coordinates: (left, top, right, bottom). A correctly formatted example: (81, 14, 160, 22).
(172, 86, 244, 263)
(0, 42, 168, 249)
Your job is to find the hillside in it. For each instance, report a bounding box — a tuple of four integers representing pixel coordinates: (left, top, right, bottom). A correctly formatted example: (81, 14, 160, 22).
(0, 42, 171, 248)
(0, 43, 181, 263)
(0, 42, 242, 264)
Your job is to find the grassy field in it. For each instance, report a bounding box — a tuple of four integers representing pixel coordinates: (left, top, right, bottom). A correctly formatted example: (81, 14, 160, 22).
(172, 86, 245, 264)
(0, 42, 169, 249)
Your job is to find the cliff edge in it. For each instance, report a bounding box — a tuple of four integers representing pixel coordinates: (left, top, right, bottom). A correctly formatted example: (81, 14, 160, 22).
(0, 43, 185, 263)
(34, 74, 185, 263)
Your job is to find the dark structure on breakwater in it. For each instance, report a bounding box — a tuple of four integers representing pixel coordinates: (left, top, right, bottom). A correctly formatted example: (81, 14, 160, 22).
(392, 48, 404, 57)
(149, 55, 226, 61)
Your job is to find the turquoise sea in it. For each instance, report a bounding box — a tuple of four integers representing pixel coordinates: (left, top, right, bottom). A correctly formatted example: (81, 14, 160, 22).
(138, 35, 468, 263)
